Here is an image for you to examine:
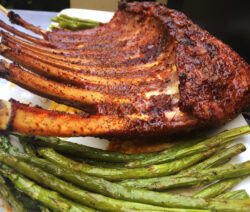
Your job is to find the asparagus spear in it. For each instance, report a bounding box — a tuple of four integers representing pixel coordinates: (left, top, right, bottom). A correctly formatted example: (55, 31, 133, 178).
(5, 176, 50, 212)
(83, 158, 126, 168)
(51, 15, 98, 30)
(39, 205, 51, 212)
(185, 143, 246, 172)
(0, 164, 96, 212)
(193, 177, 245, 198)
(118, 161, 250, 190)
(19, 134, 158, 162)
(60, 14, 99, 25)
(2, 151, 250, 211)
(7, 149, 213, 211)
(52, 15, 98, 27)
(58, 20, 96, 31)
(37, 147, 216, 180)
(217, 189, 249, 199)
(126, 126, 250, 168)
(0, 174, 27, 212)
(0, 136, 12, 151)
(20, 139, 37, 157)
(1, 151, 204, 212)
(65, 155, 126, 168)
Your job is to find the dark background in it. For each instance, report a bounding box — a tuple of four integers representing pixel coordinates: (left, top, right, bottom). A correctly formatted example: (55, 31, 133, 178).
(1, 0, 69, 11)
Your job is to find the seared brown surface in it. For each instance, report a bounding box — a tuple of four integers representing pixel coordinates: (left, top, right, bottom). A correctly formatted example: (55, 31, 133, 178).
(0, 2, 249, 138)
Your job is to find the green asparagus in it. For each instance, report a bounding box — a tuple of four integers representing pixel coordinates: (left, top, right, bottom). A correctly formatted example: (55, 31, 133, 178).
(7, 149, 214, 211)
(193, 177, 245, 198)
(217, 189, 249, 199)
(0, 151, 205, 212)
(118, 161, 250, 190)
(185, 143, 246, 172)
(53, 15, 98, 27)
(20, 134, 158, 162)
(2, 151, 250, 211)
(51, 14, 99, 30)
(0, 174, 27, 212)
(37, 147, 216, 180)
(65, 155, 126, 168)
(83, 158, 126, 168)
(60, 14, 99, 25)
(6, 177, 49, 212)
(38, 205, 51, 212)
(0, 136, 12, 151)
(126, 126, 250, 168)
(20, 139, 37, 157)
(0, 164, 96, 212)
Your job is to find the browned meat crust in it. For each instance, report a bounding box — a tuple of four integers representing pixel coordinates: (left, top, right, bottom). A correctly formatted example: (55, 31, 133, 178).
(0, 99, 198, 138)
(0, 1, 249, 138)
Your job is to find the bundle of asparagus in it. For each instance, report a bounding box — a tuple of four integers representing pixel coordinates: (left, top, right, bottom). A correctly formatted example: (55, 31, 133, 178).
(50, 14, 100, 31)
(0, 125, 250, 212)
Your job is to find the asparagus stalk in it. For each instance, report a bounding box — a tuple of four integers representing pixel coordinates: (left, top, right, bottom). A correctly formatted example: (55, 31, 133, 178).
(60, 14, 99, 25)
(0, 151, 202, 212)
(185, 143, 246, 172)
(38, 205, 51, 212)
(2, 151, 250, 211)
(51, 15, 99, 30)
(0, 174, 27, 212)
(16, 191, 49, 212)
(20, 139, 37, 157)
(19, 134, 158, 162)
(83, 158, 126, 168)
(58, 20, 96, 31)
(126, 126, 250, 168)
(193, 177, 245, 198)
(0, 136, 12, 151)
(65, 155, 126, 168)
(118, 161, 250, 190)
(5, 176, 50, 212)
(0, 164, 96, 212)
(217, 190, 249, 199)
(8, 149, 212, 211)
(37, 147, 216, 180)
(51, 14, 99, 26)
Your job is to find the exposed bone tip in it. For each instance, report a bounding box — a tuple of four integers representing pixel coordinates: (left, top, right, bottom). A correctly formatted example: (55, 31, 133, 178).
(0, 43, 10, 52)
(0, 99, 11, 131)
(0, 4, 9, 15)
(0, 59, 10, 68)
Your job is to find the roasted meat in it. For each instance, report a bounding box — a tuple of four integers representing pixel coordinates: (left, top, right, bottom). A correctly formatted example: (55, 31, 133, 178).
(0, 2, 249, 138)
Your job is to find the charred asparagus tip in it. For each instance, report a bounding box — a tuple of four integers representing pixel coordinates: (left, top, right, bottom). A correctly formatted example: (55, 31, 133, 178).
(0, 4, 9, 15)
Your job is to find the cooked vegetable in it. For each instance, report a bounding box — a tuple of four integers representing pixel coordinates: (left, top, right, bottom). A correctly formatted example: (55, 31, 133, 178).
(217, 190, 249, 199)
(60, 14, 99, 25)
(19, 134, 158, 162)
(21, 140, 37, 157)
(8, 149, 213, 210)
(119, 161, 250, 190)
(0, 136, 50, 211)
(37, 147, 217, 180)
(0, 174, 27, 212)
(2, 151, 250, 211)
(126, 126, 250, 168)
(185, 143, 246, 172)
(0, 151, 196, 211)
(51, 14, 99, 30)
(193, 177, 245, 198)
(0, 164, 96, 212)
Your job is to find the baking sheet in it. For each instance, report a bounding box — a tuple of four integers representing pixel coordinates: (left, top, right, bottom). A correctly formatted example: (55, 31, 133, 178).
(0, 8, 249, 211)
